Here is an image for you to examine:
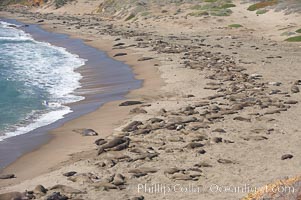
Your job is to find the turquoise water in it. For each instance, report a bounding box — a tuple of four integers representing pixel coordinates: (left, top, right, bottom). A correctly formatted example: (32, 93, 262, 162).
(0, 21, 85, 141)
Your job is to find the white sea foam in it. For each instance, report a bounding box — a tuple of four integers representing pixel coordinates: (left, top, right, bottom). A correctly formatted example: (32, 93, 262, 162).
(0, 107, 71, 141)
(0, 21, 86, 141)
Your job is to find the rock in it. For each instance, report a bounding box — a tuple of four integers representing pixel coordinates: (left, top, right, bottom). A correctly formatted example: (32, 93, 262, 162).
(114, 53, 127, 57)
(185, 142, 204, 149)
(0, 174, 15, 179)
(138, 57, 153, 61)
(281, 154, 293, 160)
(37, 20, 44, 23)
(46, 192, 68, 200)
(63, 171, 77, 177)
(122, 121, 143, 132)
(291, 85, 300, 93)
(119, 101, 143, 106)
(34, 185, 48, 194)
(0, 192, 25, 200)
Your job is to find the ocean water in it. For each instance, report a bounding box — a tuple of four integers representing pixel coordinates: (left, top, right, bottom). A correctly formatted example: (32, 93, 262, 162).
(0, 20, 85, 141)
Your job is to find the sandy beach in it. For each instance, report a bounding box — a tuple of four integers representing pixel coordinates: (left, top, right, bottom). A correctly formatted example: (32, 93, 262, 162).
(0, 13, 163, 184)
(0, 0, 301, 199)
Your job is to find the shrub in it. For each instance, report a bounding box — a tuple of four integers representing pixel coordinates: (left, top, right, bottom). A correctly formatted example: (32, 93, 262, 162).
(220, 3, 236, 9)
(211, 8, 232, 16)
(125, 13, 135, 21)
(285, 36, 301, 42)
(188, 11, 209, 16)
(228, 24, 243, 28)
(256, 9, 268, 14)
(247, 0, 278, 11)
(204, 0, 218, 2)
(55, 0, 67, 8)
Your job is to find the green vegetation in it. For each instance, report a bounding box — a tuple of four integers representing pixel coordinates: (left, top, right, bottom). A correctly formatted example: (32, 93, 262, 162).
(228, 24, 243, 28)
(256, 9, 268, 14)
(190, 0, 235, 17)
(125, 13, 135, 21)
(141, 11, 150, 16)
(211, 9, 232, 16)
(192, 2, 235, 10)
(204, 0, 218, 2)
(220, 3, 236, 9)
(188, 11, 209, 16)
(191, 4, 203, 10)
(54, 0, 69, 8)
(296, 28, 301, 33)
(285, 36, 301, 42)
(247, 0, 278, 11)
(0, 0, 28, 6)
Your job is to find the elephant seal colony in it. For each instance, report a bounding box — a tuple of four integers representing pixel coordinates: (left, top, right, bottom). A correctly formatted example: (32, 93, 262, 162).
(0, 0, 301, 199)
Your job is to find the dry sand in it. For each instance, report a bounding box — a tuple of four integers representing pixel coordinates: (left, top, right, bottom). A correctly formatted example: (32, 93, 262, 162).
(0, 0, 301, 199)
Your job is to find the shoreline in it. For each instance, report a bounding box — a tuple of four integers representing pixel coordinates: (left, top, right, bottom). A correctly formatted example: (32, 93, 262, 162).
(0, 17, 141, 169)
(1, 3, 300, 199)
(0, 12, 163, 187)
